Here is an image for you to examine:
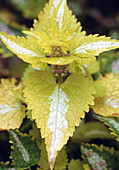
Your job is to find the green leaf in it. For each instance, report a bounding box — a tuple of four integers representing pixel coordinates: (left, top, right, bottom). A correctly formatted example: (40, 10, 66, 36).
(0, 78, 25, 130)
(68, 159, 84, 170)
(71, 121, 114, 143)
(54, 146, 68, 170)
(94, 114, 119, 141)
(0, 162, 18, 170)
(37, 141, 49, 170)
(29, 122, 42, 146)
(23, 70, 95, 169)
(38, 141, 68, 170)
(81, 143, 119, 170)
(9, 129, 40, 169)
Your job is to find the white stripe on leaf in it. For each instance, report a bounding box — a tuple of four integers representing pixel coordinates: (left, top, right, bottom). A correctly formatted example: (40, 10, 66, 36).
(0, 104, 16, 115)
(56, 0, 65, 29)
(73, 41, 119, 54)
(54, 0, 61, 8)
(47, 86, 69, 163)
(0, 34, 40, 57)
(11, 131, 30, 162)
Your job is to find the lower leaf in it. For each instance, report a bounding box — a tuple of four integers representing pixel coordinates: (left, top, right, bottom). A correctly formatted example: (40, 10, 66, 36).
(94, 114, 119, 141)
(68, 159, 84, 170)
(38, 141, 68, 170)
(9, 130, 40, 169)
(23, 70, 95, 169)
(81, 143, 119, 170)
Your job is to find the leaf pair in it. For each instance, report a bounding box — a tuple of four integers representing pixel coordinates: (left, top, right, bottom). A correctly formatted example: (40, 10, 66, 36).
(23, 70, 95, 168)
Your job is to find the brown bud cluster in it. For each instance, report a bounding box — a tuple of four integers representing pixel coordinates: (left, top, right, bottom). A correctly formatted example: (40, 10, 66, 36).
(50, 46, 66, 57)
(51, 65, 69, 77)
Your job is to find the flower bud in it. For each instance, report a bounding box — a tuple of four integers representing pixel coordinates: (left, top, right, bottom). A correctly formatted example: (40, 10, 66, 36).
(57, 69, 62, 74)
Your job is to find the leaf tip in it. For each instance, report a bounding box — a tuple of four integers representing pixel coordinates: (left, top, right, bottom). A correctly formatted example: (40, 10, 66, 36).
(49, 151, 57, 170)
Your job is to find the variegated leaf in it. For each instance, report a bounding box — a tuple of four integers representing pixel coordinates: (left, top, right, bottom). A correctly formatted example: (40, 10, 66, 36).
(81, 143, 119, 170)
(10, 129, 40, 169)
(0, 78, 25, 130)
(94, 114, 119, 141)
(23, 70, 95, 169)
(92, 73, 119, 117)
(0, 31, 46, 68)
(71, 34, 119, 56)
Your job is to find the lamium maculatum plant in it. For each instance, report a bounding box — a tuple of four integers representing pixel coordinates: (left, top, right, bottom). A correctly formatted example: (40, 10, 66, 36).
(0, 0, 119, 169)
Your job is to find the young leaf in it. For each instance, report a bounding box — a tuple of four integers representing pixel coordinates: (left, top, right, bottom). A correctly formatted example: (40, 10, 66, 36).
(92, 73, 119, 117)
(23, 70, 95, 169)
(38, 141, 68, 170)
(1, 0, 119, 67)
(68, 159, 84, 170)
(9, 129, 40, 169)
(71, 121, 114, 143)
(0, 78, 25, 130)
(94, 114, 119, 141)
(81, 143, 119, 170)
(85, 60, 99, 74)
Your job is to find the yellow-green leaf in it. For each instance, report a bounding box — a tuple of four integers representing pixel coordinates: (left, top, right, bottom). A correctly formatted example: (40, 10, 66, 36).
(0, 78, 25, 130)
(23, 70, 95, 169)
(71, 34, 119, 56)
(68, 159, 84, 170)
(92, 73, 119, 117)
(0, 31, 46, 68)
(38, 141, 68, 170)
(93, 81, 106, 98)
(86, 60, 99, 74)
